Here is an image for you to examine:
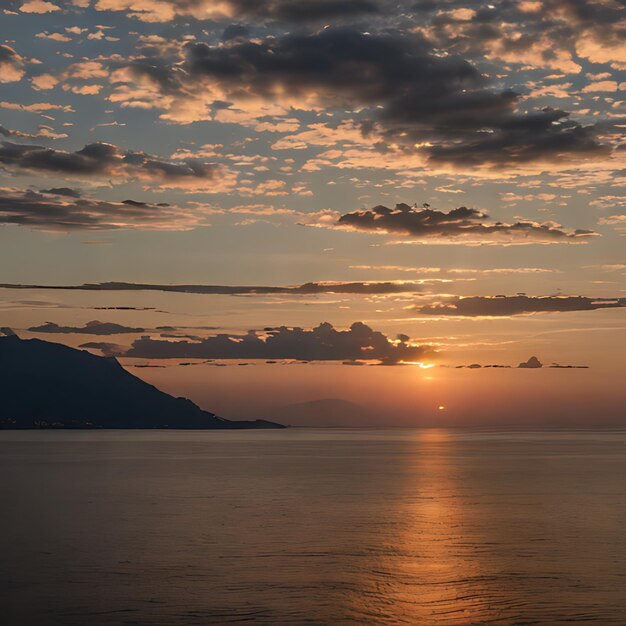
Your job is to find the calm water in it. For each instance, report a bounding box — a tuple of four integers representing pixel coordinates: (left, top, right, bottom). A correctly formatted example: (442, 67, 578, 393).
(1, 429, 625, 625)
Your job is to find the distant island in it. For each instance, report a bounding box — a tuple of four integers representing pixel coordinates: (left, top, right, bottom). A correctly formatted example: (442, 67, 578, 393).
(0, 330, 283, 430)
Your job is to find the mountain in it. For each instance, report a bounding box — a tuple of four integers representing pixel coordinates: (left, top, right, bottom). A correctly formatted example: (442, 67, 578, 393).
(260, 398, 382, 428)
(0, 332, 283, 429)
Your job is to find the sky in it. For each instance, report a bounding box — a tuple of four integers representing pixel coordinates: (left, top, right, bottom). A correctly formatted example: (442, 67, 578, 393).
(0, 0, 625, 425)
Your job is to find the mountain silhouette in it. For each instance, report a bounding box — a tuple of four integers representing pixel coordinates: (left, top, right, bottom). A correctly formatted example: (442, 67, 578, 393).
(0, 332, 283, 429)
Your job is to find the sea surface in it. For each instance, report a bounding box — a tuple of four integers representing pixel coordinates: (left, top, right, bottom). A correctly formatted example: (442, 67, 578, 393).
(1, 429, 625, 625)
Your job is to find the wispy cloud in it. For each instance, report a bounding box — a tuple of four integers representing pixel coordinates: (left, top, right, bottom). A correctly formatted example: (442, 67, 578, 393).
(29, 320, 145, 335)
(0, 280, 440, 295)
(410, 295, 626, 317)
(350, 265, 558, 275)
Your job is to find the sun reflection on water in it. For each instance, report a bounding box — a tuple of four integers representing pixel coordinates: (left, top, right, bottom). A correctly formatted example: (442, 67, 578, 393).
(344, 429, 494, 624)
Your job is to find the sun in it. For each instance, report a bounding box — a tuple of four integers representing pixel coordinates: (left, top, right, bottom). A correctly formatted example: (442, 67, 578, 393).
(402, 361, 435, 368)
(438, 405, 446, 411)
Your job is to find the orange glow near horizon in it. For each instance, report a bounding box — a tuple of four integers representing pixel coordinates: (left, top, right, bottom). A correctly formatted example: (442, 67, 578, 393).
(402, 361, 436, 368)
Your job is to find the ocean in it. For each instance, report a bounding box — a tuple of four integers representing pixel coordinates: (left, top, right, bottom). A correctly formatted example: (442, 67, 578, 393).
(1, 429, 625, 625)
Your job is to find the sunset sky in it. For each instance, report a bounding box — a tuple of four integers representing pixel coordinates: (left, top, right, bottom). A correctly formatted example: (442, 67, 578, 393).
(0, 0, 624, 424)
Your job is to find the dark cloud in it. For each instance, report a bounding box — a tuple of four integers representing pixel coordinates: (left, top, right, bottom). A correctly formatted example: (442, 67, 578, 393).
(335, 203, 597, 243)
(126, 321, 435, 364)
(412, 295, 626, 317)
(0, 188, 204, 230)
(40, 187, 82, 198)
(130, 26, 606, 167)
(0, 280, 429, 294)
(88, 0, 380, 22)
(1, 142, 118, 175)
(0, 45, 19, 63)
(182, 28, 478, 106)
(94, 306, 158, 311)
(415, 0, 625, 69)
(159, 332, 203, 341)
(0, 125, 34, 139)
(131, 364, 168, 368)
(423, 109, 607, 168)
(0, 45, 24, 83)
(549, 364, 589, 369)
(0, 141, 226, 185)
(220, 25, 250, 42)
(519, 356, 543, 369)
(449, 357, 588, 369)
(230, 0, 380, 21)
(29, 320, 145, 335)
(79, 341, 128, 357)
(0, 124, 67, 140)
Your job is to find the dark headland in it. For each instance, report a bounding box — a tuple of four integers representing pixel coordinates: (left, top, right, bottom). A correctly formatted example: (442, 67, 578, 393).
(0, 330, 283, 429)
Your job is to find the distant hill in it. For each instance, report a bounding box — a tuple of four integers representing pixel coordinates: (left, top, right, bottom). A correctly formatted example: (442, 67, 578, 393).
(262, 398, 382, 427)
(0, 332, 283, 429)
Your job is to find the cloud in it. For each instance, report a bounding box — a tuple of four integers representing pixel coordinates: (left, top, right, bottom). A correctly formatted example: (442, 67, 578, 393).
(556, 0, 626, 67)
(0, 141, 236, 191)
(598, 214, 626, 235)
(270, 121, 365, 149)
(231, 0, 380, 21)
(0, 101, 74, 114)
(599, 215, 626, 225)
(79, 341, 128, 356)
(0, 188, 210, 230)
(31, 73, 60, 90)
(0, 125, 38, 139)
(0, 279, 433, 294)
(109, 27, 608, 169)
(350, 265, 557, 274)
(0, 45, 25, 83)
(29, 320, 145, 334)
(423, 109, 607, 170)
(450, 356, 588, 369)
(126, 321, 435, 364)
(581, 80, 619, 93)
(449, 268, 557, 275)
(39, 186, 82, 198)
(548, 364, 589, 369)
(329, 203, 597, 244)
(519, 356, 542, 368)
(35, 32, 72, 43)
(417, 0, 626, 69)
(419, 5, 580, 73)
(92, 0, 379, 22)
(411, 295, 626, 317)
(179, 28, 486, 105)
(19, 0, 60, 13)
(93, 306, 159, 311)
(221, 24, 250, 42)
